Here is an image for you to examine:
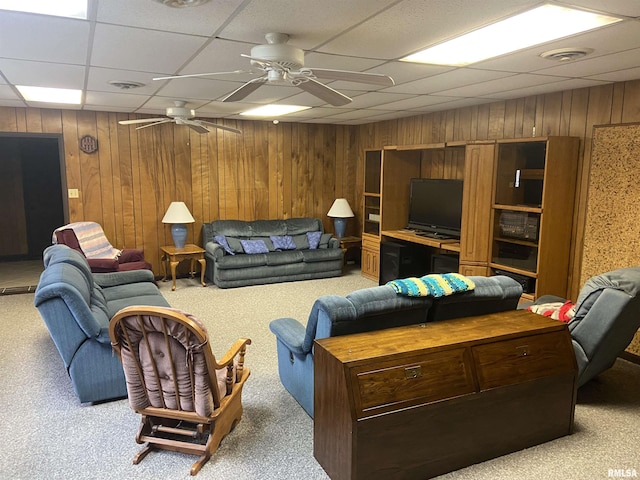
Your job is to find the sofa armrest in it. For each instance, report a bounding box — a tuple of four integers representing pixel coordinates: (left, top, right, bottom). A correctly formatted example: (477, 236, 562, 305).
(205, 241, 225, 260)
(87, 257, 119, 272)
(118, 248, 145, 263)
(94, 269, 155, 287)
(328, 237, 339, 249)
(269, 317, 306, 355)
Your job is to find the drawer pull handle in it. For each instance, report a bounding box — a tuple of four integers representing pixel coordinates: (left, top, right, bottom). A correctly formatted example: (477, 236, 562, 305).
(517, 345, 530, 357)
(405, 366, 422, 379)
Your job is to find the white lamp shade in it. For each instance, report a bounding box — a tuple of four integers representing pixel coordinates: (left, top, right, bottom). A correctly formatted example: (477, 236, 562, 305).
(327, 198, 354, 218)
(162, 202, 195, 224)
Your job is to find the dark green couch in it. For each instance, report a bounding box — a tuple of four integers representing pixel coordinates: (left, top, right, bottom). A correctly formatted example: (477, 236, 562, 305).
(202, 218, 343, 288)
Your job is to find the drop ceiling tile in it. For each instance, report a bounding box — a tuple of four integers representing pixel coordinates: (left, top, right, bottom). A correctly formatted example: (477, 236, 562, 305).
(302, 52, 385, 71)
(365, 61, 454, 85)
(588, 67, 640, 83)
(197, 101, 257, 117)
(96, 0, 247, 36)
(436, 73, 568, 98)
(178, 38, 257, 76)
(90, 24, 208, 73)
(0, 84, 21, 100)
(371, 94, 460, 111)
(383, 69, 515, 95)
(481, 78, 609, 99)
(84, 91, 150, 109)
(335, 91, 414, 109)
(0, 11, 89, 64)
(0, 59, 85, 89)
(568, 0, 640, 17)
(217, 0, 399, 48)
(155, 77, 242, 101)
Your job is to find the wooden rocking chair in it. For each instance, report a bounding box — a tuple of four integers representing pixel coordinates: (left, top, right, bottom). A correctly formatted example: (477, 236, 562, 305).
(109, 306, 251, 475)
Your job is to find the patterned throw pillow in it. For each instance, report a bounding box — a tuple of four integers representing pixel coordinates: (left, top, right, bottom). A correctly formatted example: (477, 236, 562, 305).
(239, 239, 269, 254)
(214, 235, 235, 255)
(306, 231, 322, 249)
(270, 235, 296, 250)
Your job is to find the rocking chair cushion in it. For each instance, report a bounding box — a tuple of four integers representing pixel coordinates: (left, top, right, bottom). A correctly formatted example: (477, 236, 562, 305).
(117, 308, 233, 417)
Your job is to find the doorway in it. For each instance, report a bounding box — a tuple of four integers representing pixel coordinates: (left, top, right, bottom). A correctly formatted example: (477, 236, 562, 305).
(0, 134, 66, 291)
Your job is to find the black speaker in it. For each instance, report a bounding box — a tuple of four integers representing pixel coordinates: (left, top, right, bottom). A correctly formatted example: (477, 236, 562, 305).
(379, 242, 429, 285)
(431, 254, 459, 274)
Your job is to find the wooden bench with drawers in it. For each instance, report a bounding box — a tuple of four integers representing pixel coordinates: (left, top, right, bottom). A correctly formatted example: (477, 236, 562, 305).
(313, 309, 578, 480)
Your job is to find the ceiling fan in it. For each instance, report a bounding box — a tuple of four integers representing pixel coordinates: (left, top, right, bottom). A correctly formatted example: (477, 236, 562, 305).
(118, 101, 241, 134)
(154, 33, 395, 106)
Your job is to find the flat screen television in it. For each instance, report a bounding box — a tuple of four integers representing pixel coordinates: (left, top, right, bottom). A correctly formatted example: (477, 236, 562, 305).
(406, 178, 464, 239)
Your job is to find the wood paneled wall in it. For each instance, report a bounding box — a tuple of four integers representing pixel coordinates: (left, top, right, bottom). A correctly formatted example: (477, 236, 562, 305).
(2, 78, 640, 295)
(0, 108, 359, 274)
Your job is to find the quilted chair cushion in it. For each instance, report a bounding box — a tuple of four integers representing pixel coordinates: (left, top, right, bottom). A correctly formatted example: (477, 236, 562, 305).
(117, 309, 230, 417)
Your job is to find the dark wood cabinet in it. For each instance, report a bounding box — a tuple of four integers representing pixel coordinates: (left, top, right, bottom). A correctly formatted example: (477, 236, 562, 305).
(314, 310, 577, 480)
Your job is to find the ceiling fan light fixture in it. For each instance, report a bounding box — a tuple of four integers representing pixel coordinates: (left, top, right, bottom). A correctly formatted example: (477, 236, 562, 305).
(539, 48, 594, 62)
(153, 0, 210, 7)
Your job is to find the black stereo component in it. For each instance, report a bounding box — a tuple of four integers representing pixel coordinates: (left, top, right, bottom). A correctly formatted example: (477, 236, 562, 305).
(493, 269, 536, 294)
(379, 242, 429, 285)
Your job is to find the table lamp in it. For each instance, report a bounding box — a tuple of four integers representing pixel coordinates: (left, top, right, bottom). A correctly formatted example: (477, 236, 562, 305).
(327, 198, 354, 239)
(162, 202, 195, 248)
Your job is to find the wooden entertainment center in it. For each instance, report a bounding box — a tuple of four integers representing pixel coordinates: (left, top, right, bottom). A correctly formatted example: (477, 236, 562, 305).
(361, 137, 580, 301)
(314, 310, 578, 480)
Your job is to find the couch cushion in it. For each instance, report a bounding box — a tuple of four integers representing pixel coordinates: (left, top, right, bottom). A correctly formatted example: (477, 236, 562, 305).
(300, 249, 342, 263)
(216, 253, 268, 270)
(293, 234, 310, 250)
(240, 239, 269, 254)
(271, 235, 296, 250)
(265, 250, 304, 266)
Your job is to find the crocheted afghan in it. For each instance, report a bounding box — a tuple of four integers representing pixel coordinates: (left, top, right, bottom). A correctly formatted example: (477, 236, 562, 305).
(387, 273, 475, 298)
(54, 222, 121, 259)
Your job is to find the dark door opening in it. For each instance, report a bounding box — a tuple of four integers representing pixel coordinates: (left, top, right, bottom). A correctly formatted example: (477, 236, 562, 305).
(0, 135, 65, 261)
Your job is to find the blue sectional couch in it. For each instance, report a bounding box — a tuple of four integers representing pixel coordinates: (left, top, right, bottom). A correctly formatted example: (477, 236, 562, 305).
(202, 218, 343, 288)
(34, 244, 170, 404)
(269, 275, 523, 417)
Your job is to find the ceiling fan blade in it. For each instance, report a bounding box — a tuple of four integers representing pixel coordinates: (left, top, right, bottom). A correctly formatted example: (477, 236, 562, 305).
(300, 68, 395, 86)
(294, 77, 352, 106)
(134, 119, 174, 130)
(153, 70, 252, 81)
(221, 77, 268, 102)
(119, 117, 168, 125)
(198, 120, 242, 134)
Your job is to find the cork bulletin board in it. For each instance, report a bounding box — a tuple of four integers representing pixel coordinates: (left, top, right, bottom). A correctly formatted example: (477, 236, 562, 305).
(583, 123, 640, 355)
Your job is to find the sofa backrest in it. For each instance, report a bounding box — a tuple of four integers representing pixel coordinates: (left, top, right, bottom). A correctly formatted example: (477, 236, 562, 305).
(35, 245, 109, 369)
(567, 266, 640, 386)
(301, 275, 524, 354)
(203, 217, 323, 244)
(426, 275, 524, 322)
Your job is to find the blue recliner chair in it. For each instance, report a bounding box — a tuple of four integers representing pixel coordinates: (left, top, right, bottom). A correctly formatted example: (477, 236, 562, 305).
(526, 266, 640, 387)
(269, 275, 523, 417)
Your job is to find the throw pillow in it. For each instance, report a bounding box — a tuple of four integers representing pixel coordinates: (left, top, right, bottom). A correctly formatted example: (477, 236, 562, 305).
(214, 235, 235, 255)
(225, 237, 245, 253)
(319, 233, 333, 249)
(270, 235, 296, 250)
(306, 231, 322, 249)
(239, 239, 269, 254)
(293, 234, 310, 250)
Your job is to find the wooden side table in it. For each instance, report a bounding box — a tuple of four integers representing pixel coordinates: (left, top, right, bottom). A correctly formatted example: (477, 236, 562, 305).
(338, 236, 362, 266)
(160, 244, 206, 291)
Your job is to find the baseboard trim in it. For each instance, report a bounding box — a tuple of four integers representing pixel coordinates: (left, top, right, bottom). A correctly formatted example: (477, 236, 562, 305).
(619, 351, 640, 365)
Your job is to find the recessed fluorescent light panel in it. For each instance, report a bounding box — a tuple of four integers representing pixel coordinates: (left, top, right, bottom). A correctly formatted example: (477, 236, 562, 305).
(0, 0, 88, 19)
(401, 4, 621, 66)
(17, 86, 82, 104)
(240, 105, 311, 117)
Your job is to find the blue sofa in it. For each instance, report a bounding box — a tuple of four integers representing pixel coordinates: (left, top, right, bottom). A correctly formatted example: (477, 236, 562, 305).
(34, 244, 170, 404)
(269, 275, 523, 417)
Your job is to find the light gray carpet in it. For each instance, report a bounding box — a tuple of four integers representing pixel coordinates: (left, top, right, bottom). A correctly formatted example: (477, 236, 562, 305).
(1, 266, 639, 480)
